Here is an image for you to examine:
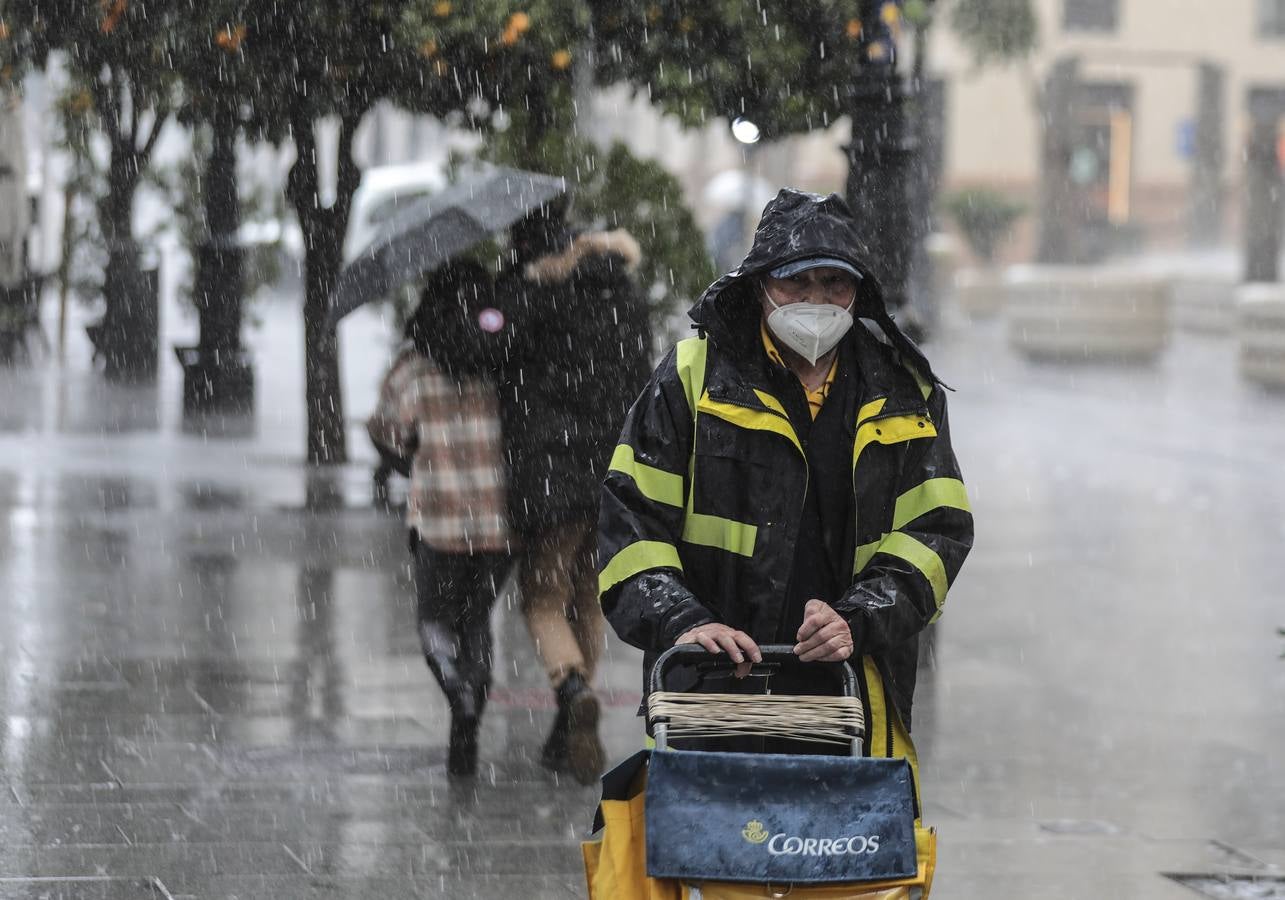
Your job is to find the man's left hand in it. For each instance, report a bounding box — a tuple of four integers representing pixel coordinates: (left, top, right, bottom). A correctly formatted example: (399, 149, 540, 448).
(794, 599, 855, 662)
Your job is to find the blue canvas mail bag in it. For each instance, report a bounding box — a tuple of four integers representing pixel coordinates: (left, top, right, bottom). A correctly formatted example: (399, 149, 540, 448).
(644, 750, 917, 884)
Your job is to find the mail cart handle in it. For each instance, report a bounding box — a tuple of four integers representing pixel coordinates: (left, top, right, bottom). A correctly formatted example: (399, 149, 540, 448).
(648, 643, 858, 699)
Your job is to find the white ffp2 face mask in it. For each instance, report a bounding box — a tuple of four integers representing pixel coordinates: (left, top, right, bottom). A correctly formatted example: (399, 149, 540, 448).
(765, 296, 854, 365)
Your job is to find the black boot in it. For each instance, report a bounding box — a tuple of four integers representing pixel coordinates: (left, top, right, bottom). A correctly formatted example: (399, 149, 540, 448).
(421, 621, 487, 777)
(540, 701, 571, 772)
(542, 671, 604, 785)
(446, 681, 487, 777)
(448, 716, 479, 776)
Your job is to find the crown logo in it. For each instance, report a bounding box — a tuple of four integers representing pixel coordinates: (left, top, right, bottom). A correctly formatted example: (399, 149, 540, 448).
(742, 820, 770, 844)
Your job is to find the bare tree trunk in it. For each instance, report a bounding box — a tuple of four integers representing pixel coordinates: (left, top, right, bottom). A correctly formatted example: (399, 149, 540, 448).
(185, 104, 252, 413)
(99, 140, 151, 380)
(201, 109, 243, 358)
(93, 75, 166, 381)
(288, 115, 364, 464)
(301, 241, 345, 463)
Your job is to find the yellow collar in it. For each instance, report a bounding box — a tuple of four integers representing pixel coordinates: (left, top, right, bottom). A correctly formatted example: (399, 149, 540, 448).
(761, 321, 838, 419)
(761, 319, 787, 368)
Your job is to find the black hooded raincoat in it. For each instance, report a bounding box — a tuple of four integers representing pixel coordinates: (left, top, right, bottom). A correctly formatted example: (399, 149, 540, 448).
(499, 229, 653, 537)
(597, 190, 973, 760)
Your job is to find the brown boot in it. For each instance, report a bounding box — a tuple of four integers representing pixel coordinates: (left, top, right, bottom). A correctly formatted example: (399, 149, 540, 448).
(550, 671, 604, 785)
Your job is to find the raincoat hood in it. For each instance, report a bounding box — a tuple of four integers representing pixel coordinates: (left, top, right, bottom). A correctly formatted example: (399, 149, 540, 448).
(689, 188, 941, 385)
(522, 229, 642, 284)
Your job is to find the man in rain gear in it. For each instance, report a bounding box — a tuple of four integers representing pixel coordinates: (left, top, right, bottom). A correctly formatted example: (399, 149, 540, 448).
(499, 200, 652, 784)
(598, 189, 973, 759)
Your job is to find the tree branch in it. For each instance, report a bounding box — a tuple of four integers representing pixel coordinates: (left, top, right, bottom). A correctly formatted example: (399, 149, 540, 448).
(90, 72, 122, 144)
(128, 83, 140, 150)
(332, 109, 366, 227)
(136, 102, 170, 170)
(286, 115, 319, 225)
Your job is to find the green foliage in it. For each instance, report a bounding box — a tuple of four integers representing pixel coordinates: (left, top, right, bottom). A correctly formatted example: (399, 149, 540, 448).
(942, 188, 1025, 264)
(394, 0, 580, 120)
(949, 0, 1039, 68)
(587, 1, 907, 140)
(571, 142, 716, 320)
(2, 0, 180, 161)
(1, 0, 180, 97)
(902, 0, 934, 27)
(187, 0, 583, 144)
(406, 3, 715, 320)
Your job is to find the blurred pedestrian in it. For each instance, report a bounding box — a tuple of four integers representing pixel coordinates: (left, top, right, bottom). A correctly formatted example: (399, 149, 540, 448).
(598, 189, 973, 760)
(498, 198, 652, 785)
(367, 261, 514, 777)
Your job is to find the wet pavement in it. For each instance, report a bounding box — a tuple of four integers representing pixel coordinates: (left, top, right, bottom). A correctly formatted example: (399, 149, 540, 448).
(0, 288, 1281, 898)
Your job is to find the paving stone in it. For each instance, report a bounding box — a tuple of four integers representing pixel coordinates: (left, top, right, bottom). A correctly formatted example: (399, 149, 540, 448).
(286, 840, 584, 878)
(0, 878, 170, 900)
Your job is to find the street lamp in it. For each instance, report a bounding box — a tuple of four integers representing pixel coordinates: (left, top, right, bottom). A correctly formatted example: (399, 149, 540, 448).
(845, 0, 918, 323)
(731, 116, 761, 145)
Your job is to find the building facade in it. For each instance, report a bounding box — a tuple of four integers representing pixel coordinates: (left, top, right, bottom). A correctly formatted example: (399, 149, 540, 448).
(585, 1, 1285, 265)
(930, 0, 1285, 257)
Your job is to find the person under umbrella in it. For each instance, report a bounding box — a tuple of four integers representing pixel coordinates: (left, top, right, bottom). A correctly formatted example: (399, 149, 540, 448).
(367, 261, 514, 777)
(494, 198, 652, 785)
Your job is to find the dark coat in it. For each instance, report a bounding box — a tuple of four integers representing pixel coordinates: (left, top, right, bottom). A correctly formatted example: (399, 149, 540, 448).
(497, 229, 652, 537)
(597, 189, 973, 737)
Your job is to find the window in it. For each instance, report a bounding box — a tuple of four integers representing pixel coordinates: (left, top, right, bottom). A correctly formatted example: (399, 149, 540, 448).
(1062, 0, 1118, 32)
(1259, 0, 1285, 37)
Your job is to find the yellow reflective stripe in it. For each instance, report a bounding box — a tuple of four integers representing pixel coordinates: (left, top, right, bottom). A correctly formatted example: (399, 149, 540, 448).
(863, 656, 890, 758)
(752, 389, 789, 419)
(915, 373, 932, 401)
(853, 413, 937, 468)
(675, 337, 708, 415)
(681, 513, 758, 557)
(891, 705, 923, 805)
(854, 537, 885, 575)
(608, 445, 685, 509)
(864, 657, 923, 804)
(676, 337, 707, 524)
(879, 532, 949, 619)
(598, 540, 684, 596)
(892, 477, 970, 530)
(857, 398, 887, 424)
(855, 477, 969, 575)
(698, 396, 804, 457)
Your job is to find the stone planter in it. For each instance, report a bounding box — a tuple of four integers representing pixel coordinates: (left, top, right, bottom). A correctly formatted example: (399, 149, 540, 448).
(953, 267, 1006, 318)
(1168, 277, 1238, 334)
(1005, 267, 1169, 361)
(1236, 283, 1285, 389)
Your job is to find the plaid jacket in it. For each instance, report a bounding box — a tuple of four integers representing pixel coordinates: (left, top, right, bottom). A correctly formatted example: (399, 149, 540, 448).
(367, 344, 511, 553)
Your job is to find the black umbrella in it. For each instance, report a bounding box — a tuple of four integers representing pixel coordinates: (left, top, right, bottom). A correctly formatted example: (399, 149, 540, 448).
(328, 166, 566, 324)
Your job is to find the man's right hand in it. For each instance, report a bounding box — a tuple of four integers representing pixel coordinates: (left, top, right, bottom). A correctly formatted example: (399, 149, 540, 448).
(675, 624, 762, 678)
